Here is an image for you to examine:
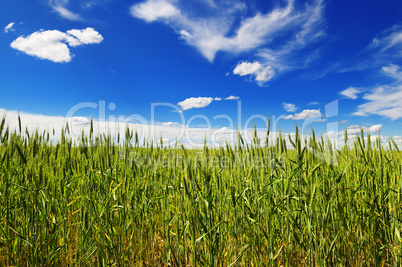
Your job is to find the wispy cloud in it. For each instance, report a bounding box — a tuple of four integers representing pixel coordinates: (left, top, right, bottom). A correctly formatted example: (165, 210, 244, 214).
(353, 83, 402, 120)
(316, 24, 402, 79)
(4, 22, 15, 33)
(130, 0, 326, 83)
(320, 24, 402, 120)
(10, 27, 103, 63)
(282, 102, 297, 112)
(49, 0, 82, 21)
(351, 63, 402, 120)
(381, 64, 402, 80)
(255, 0, 325, 69)
(81, 0, 111, 9)
(284, 109, 322, 120)
(347, 26, 402, 120)
(339, 87, 362, 100)
(357, 24, 402, 71)
(369, 24, 402, 54)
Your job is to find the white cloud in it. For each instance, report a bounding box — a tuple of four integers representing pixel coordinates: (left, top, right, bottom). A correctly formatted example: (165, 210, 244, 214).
(233, 61, 261, 75)
(130, 0, 326, 66)
(10, 27, 103, 63)
(53, 5, 82, 20)
(0, 108, 394, 149)
(323, 25, 402, 120)
(283, 102, 297, 112)
(382, 64, 402, 80)
(49, 0, 82, 21)
(162, 122, 180, 126)
(340, 87, 362, 100)
(177, 97, 214, 110)
(382, 64, 399, 75)
(346, 124, 382, 135)
(66, 28, 104, 45)
(352, 64, 402, 120)
(175, 95, 239, 111)
(11, 30, 73, 63)
(368, 124, 382, 133)
(4, 22, 15, 33)
(81, 1, 102, 9)
(320, 23, 402, 79)
(369, 25, 402, 53)
(284, 109, 322, 120)
(256, 0, 325, 69)
(353, 84, 402, 120)
(0, 108, 294, 149)
(233, 61, 275, 84)
(0, 108, 257, 148)
(130, 0, 180, 22)
(179, 29, 192, 39)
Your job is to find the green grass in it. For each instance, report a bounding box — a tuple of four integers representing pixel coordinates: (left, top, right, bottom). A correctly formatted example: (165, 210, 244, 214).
(0, 117, 402, 266)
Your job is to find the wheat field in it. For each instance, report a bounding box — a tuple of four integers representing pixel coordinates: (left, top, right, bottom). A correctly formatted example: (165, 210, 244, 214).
(0, 117, 401, 266)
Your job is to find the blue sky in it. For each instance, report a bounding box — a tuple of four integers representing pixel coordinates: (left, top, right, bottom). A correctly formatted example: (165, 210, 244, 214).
(1, 0, 402, 145)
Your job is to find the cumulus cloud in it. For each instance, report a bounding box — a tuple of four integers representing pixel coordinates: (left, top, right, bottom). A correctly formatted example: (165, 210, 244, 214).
(176, 95, 240, 110)
(177, 97, 214, 110)
(233, 61, 275, 84)
(346, 124, 382, 135)
(130, 0, 180, 22)
(10, 27, 103, 63)
(66, 28, 104, 45)
(283, 102, 297, 112)
(130, 0, 326, 68)
(11, 30, 73, 63)
(340, 87, 362, 100)
(366, 124, 382, 133)
(4, 22, 15, 33)
(284, 109, 322, 120)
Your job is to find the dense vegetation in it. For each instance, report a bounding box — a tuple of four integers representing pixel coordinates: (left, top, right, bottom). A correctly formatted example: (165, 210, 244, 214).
(0, 117, 402, 266)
